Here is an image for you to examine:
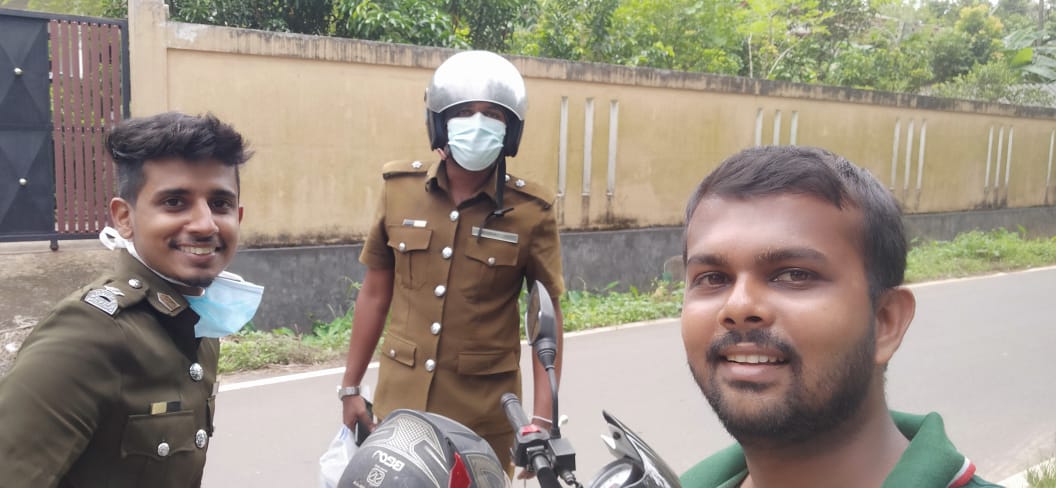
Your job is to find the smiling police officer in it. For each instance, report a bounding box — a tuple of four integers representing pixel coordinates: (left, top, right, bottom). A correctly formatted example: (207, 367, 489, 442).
(0, 112, 261, 487)
(340, 51, 566, 475)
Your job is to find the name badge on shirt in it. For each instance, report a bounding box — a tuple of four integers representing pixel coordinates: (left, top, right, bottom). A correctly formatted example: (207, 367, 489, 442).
(471, 227, 519, 244)
(150, 401, 182, 415)
(402, 219, 427, 228)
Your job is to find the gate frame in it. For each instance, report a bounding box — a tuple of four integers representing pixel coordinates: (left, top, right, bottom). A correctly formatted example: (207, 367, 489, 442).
(0, 7, 130, 249)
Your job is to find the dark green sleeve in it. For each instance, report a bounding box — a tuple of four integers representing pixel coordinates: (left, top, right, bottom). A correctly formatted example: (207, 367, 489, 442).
(0, 302, 123, 487)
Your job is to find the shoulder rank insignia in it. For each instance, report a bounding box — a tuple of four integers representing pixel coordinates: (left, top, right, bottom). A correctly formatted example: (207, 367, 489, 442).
(84, 288, 120, 315)
(156, 292, 181, 313)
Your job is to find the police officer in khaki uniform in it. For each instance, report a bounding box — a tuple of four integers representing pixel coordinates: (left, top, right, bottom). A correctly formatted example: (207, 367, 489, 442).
(0, 112, 260, 487)
(341, 51, 565, 474)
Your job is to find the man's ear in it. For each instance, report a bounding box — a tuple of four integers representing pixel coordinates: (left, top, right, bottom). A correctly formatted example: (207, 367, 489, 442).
(238, 205, 244, 224)
(874, 287, 916, 366)
(110, 197, 134, 239)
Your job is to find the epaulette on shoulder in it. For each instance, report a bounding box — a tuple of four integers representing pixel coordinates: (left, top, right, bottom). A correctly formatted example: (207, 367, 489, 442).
(506, 174, 556, 208)
(81, 277, 147, 317)
(381, 160, 430, 180)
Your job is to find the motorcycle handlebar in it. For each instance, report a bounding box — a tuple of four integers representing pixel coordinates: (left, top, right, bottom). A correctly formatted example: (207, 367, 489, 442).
(501, 393, 531, 433)
(501, 393, 561, 487)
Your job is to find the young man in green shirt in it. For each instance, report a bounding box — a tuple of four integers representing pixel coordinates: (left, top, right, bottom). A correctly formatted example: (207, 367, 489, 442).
(680, 146, 999, 488)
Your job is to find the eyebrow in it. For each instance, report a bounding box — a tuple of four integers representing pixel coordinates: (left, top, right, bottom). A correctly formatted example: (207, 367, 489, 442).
(685, 247, 827, 267)
(686, 254, 728, 267)
(154, 188, 238, 200)
(756, 247, 827, 265)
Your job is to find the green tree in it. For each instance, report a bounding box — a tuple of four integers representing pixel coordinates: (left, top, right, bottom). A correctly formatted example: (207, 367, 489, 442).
(509, 0, 619, 62)
(335, 0, 465, 47)
(736, 0, 835, 81)
(607, 0, 742, 73)
(1, 0, 114, 16)
(163, 0, 337, 34)
(447, 0, 535, 51)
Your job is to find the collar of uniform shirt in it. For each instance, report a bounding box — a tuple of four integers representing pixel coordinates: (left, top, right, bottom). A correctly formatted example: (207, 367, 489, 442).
(427, 159, 502, 205)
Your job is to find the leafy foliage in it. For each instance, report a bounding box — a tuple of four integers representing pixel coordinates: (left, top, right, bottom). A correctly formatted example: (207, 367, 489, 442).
(335, 0, 466, 47)
(905, 228, 1056, 283)
(1026, 459, 1056, 488)
(17, 0, 1056, 107)
(558, 279, 683, 332)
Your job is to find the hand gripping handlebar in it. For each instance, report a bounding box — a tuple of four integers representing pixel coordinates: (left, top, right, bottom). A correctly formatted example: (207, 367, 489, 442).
(501, 393, 561, 487)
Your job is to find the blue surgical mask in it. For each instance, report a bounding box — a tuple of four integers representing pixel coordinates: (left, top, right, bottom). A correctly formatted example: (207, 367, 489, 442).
(447, 112, 506, 171)
(185, 271, 264, 338)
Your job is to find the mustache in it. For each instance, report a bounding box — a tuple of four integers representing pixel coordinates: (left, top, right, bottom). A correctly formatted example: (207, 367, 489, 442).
(706, 328, 799, 363)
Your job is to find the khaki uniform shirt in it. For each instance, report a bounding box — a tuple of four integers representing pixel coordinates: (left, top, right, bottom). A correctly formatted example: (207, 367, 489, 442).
(361, 159, 565, 436)
(0, 250, 218, 488)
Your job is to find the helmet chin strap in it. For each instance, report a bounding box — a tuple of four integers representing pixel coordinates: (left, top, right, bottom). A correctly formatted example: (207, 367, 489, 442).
(478, 156, 514, 234)
(494, 156, 508, 217)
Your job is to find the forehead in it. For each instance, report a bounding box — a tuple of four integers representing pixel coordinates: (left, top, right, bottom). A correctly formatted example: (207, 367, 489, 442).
(686, 194, 865, 262)
(139, 158, 238, 192)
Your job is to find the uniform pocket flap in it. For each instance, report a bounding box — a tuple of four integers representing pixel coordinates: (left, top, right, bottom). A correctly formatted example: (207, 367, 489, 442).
(387, 226, 432, 252)
(381, 334, 417, 368)
(457, 350, 519, 375)
(122, 411, 196, 460)
(464, 239, 519, 267)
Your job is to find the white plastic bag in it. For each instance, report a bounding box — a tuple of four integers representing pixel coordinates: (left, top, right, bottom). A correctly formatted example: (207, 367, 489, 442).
(318, 424, 357, 488)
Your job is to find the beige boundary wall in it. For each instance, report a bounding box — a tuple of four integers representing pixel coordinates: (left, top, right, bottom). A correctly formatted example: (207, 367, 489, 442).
(129, 0, 1056, 247)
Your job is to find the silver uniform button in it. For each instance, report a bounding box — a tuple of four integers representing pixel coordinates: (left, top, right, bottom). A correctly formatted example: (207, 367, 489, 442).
(389, 349, 396, 358)
(411, 160, 423, 169)
(425, 359, 436, 372)
(441, 247, 453, 259)
(430, 322, 442, 335)
(157, 442, 170, 457)
(434, 285, 446, 297)
(515, 179, 526, 188)
(128, 278, 142, 289)
(487, 257, 496, 267)
(397, 242, 406, 252)
(449, 210, 459, 221)
(195, 429, 208, 449)
(189, 363, 204, 382)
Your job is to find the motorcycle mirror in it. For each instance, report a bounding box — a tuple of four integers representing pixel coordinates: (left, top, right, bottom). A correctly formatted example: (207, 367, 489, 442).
(524, 281, 557, 370)
(525, 282, 542, 344)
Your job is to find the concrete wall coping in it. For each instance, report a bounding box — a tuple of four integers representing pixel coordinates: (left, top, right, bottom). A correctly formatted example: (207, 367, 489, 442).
(163, 20, 1056, 120)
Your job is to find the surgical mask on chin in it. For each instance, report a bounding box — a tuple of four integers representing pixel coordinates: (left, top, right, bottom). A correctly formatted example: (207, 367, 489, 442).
(446, 112, 506, 171)
(185, 271, 263, 338)
(100, 226, 263, 338)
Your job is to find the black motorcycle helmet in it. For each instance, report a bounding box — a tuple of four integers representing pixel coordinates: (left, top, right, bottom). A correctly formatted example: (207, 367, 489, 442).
(338, 409, 510, 488)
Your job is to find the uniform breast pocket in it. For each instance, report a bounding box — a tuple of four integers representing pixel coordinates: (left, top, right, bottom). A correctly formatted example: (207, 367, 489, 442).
(387, 226, 432, 289)
(121, 411, 200, 484)
(462, 238, 521, 302)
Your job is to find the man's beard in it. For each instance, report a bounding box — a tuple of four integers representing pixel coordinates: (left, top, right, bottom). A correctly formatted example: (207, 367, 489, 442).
(691, 324, 876, 449)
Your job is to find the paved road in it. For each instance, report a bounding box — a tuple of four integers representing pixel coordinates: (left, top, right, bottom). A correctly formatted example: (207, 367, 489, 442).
(203, 268, 1056, 486)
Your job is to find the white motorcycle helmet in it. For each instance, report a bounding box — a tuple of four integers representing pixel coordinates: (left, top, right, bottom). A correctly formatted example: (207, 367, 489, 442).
(425, 50, 527, 158)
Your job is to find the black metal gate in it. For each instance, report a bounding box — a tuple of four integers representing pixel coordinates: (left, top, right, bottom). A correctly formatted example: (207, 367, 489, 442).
(0, 13, 52, 240)
(0, 8, 129, 248)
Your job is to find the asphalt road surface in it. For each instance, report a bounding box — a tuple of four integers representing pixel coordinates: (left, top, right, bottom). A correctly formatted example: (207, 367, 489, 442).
(203, 267, 1056, 486)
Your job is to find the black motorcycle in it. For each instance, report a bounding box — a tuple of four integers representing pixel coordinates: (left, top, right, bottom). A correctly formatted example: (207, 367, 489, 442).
(338, 281, 681, 488)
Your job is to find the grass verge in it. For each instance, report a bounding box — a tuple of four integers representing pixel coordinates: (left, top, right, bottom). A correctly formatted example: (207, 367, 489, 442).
(1027, 459, 1056, 488)
(220, 228, 1056, 374)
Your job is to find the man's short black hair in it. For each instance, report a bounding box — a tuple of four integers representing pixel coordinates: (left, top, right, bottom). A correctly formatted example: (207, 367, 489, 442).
(683, 145, 907, 301)
(106, 112, 250, 202)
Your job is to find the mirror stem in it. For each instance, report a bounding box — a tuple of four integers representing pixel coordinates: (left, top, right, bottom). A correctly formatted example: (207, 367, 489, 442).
(547, 367, 561, 438)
